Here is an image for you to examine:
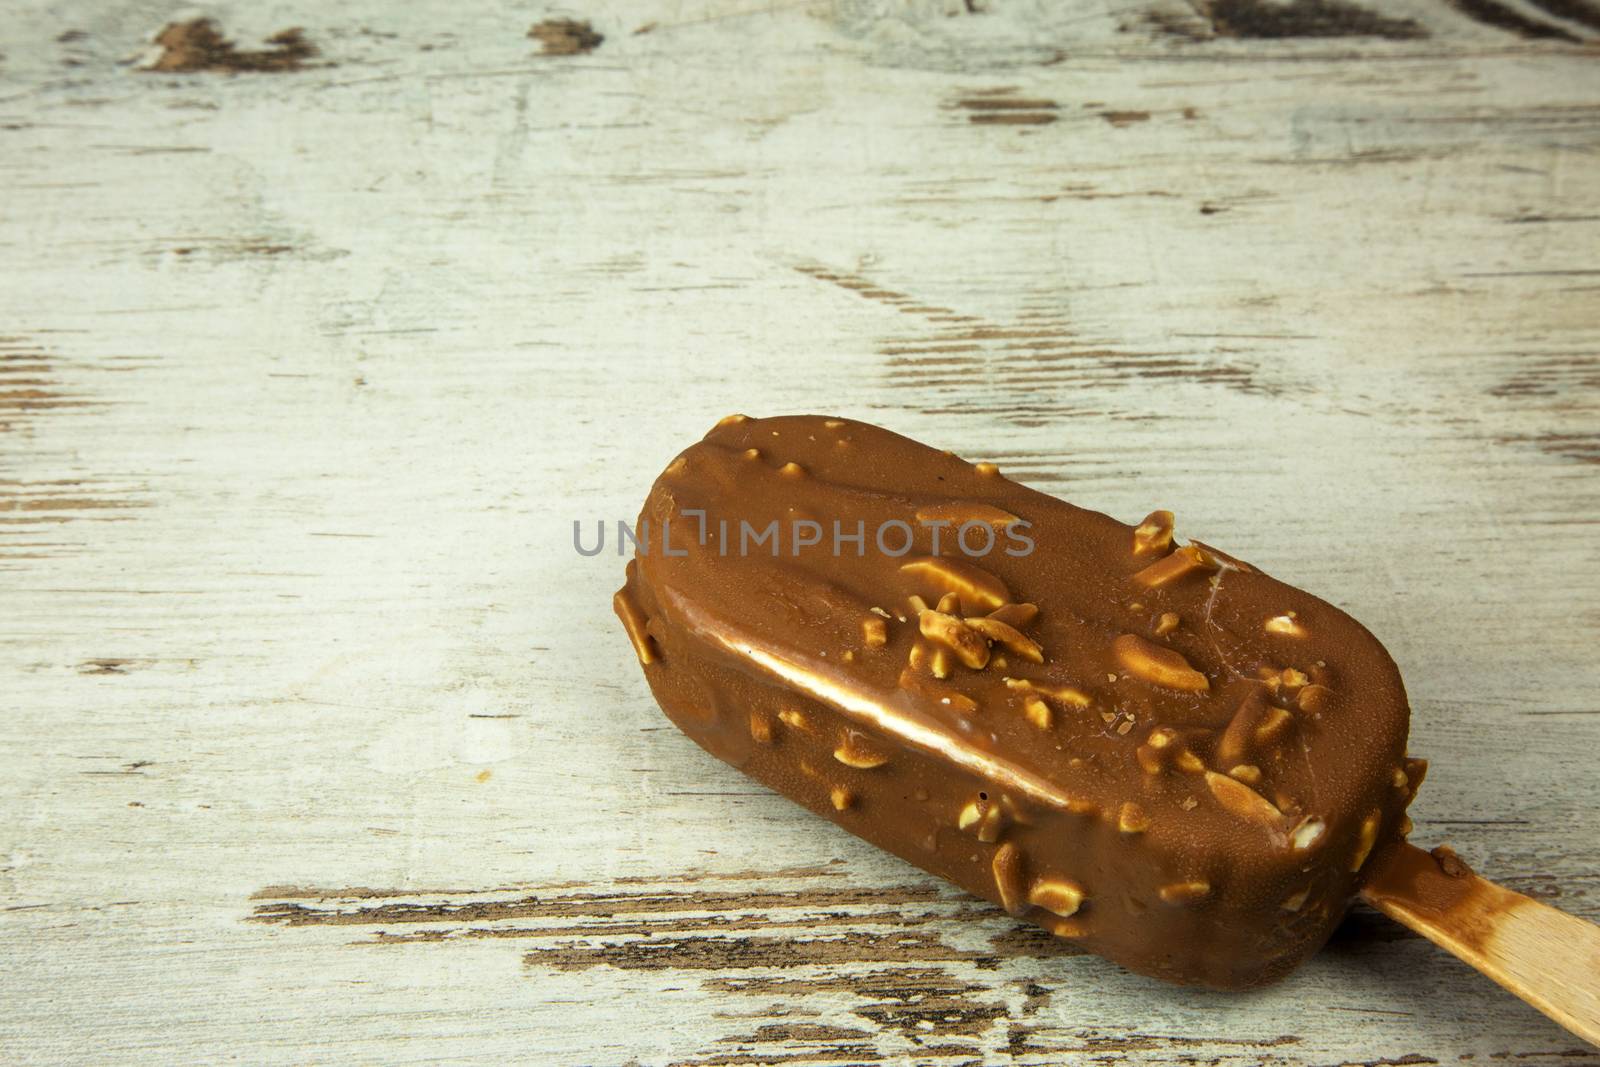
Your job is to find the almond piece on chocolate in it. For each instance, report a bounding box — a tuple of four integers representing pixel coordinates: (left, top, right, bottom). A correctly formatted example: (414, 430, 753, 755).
(1112, 634, 1209, 692)
(901, 556, 1009, 613)
(920, 609, 990, 669)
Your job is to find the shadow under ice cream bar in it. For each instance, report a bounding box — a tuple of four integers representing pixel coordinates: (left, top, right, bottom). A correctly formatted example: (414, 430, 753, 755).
(615, 415, 1600, 1038)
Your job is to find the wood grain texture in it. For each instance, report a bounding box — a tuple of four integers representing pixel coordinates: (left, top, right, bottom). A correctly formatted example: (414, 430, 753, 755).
(2, 0, 1598, 1063)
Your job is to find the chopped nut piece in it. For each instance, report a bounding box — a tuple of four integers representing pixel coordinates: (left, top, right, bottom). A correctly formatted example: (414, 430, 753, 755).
(1044, 916, 1090, 938)
(1158, 880, 1211, 904)
(1132, 509, 1175, 556)
(1028, 877, 1086, 917)
(1216, 691, 1266, 767)
(1391, 767, 1409, 789)
(1350, 810, 1381, 872)
(974, 462, 1000, 477)
(920, 610, 991, 669)
(1147, 727, 1177, 750)
(987, 602, 1039, 629)
(1297, 684, 1333, 714)
(929, 647, 952, 679)
(1135, 743, 1163, 776)
(1175, 750, 1205, 774)
(965, 616, 1044, 663)
(958, 797, 1006, 842)
(1281, 888, 1310, 912)
(1205, 771, 1284, 826)
(715, 413, 750, 428)
(778, 709, 809, 731)
(898, 665, 977, 711)
(1131, 544, 1217, 589)
(1023, 697, 1052, 730)
(830, 786, 854, 811)
(1180, 796, 1198, 811)
(1400, 815, 1414, 836)
(834, 732, 889, 769)
(1265, 613, 1305, 637)
(1118, 802, 1149, 834)
(749, 711, 774, 744)
(992, 842, 1027, 915)
(1291, 816, 1325, 851)
(1115, 718, 1133, 736)
(935, 591, 961, 614)
(1228, 764, 1262, 785)
(1255, 707, 1294, 746)
(1190, 539, 1257, 573)
(1002, 677, 1091, 708)
(861, 616, 888, 649)
(741, 448, 761, 460)
(907, 594, 930, 615)
(1153, 611, 1180, 637)
(613, 589, 657, 666)
(664, 455, 688, 476)
(869, 605, 892, 618)
(1279, 668, 1309, 690)
(900, 556, 1009, 612)
(915, 501, 1022, 527)
(1112, 634, 1209, 691)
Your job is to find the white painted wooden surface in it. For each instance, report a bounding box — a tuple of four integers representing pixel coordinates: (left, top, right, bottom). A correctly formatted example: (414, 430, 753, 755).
(3, 0, 1599, 1063)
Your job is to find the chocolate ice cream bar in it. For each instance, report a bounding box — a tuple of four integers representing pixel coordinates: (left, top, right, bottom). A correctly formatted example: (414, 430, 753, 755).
(614, 414, 1422, 989)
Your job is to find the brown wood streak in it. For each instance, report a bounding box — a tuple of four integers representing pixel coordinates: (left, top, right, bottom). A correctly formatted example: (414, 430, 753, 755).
(0, 340, 88, 431)
(794, 263, 1280, 425)
(1525, 0, 1600, 33)
(140, 19, 319, 73)
(1439, 0, 1584, 41)
(952, 90, 1060, 126)
(0, 339, 145, 560)
(250, 871, 1061, 1060)
(1187, 0, 1429, 40)
(1150, 0, 1598, 41)
(1483, 351, 1600, 466)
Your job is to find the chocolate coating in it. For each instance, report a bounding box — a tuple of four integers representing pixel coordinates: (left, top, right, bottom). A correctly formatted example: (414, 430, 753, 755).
(616, 414, 1422, 989)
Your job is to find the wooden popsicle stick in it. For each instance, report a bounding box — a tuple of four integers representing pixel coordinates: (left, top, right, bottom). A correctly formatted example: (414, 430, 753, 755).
(1360, 842, 1600, 1048)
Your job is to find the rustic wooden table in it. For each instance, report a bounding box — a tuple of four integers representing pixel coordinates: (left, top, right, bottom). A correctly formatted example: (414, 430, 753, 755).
(4, 1, 1598, 1063)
